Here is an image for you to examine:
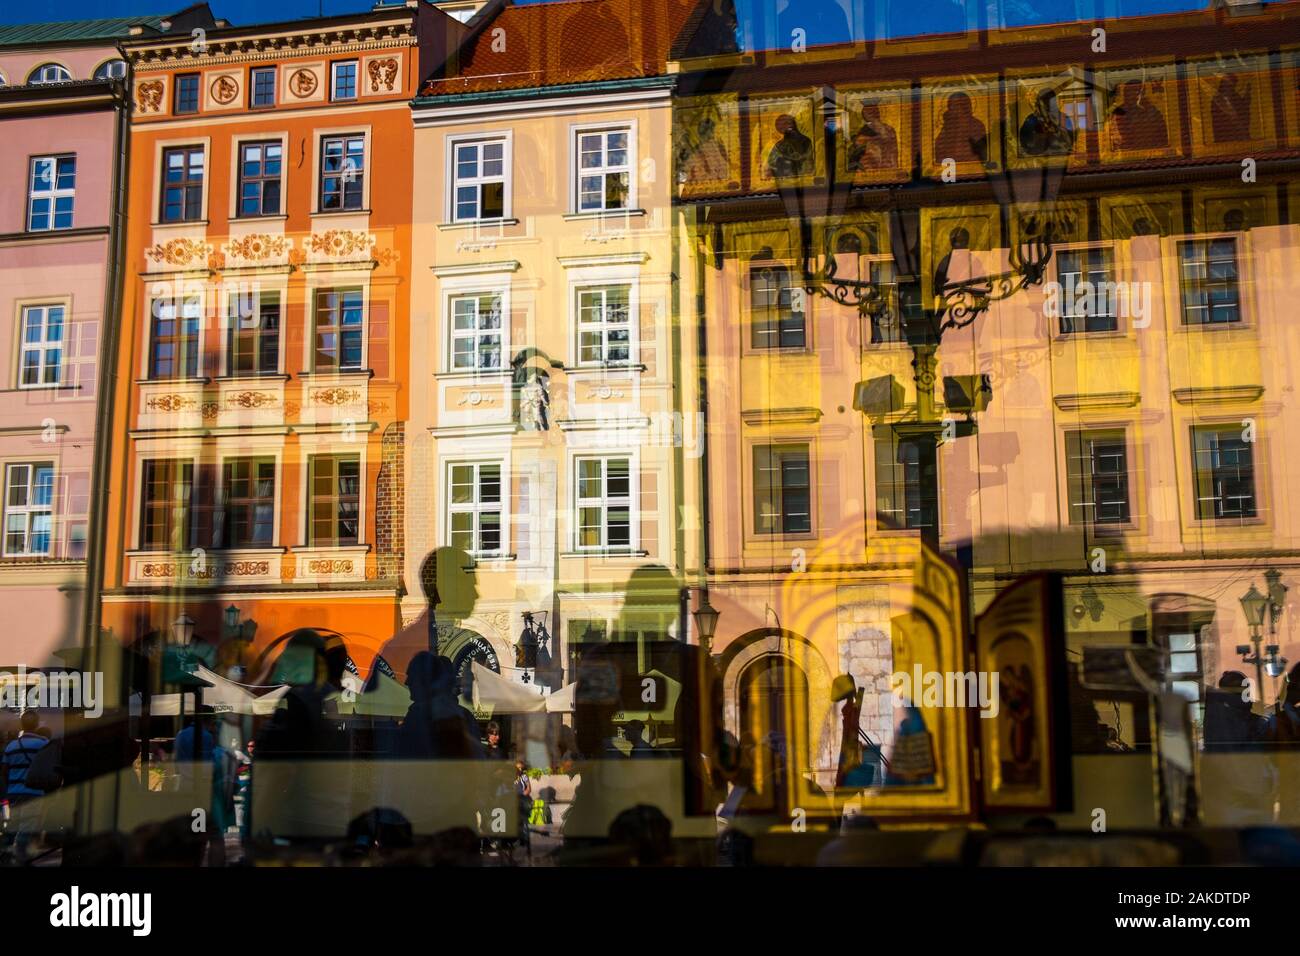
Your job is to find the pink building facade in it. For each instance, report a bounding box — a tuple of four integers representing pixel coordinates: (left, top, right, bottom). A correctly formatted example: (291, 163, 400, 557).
(0, 35, 129, 668)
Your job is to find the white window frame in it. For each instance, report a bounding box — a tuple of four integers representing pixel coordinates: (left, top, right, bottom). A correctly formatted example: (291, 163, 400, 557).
(446, 460, 506, 556)
(18, 304, 64, 388)
(571, 123, 635, 214)
(448, 133, 511, 223)
(330, 60, 358, 101)
(574, 283, 634, 366)
(448, 290, 505, 373)
(29, 63, 71, 85)
(4, 462, 55, 557)
(573, 454, 637, 552)
(93, 59, 127, 80)
(28, 155, 75, 232)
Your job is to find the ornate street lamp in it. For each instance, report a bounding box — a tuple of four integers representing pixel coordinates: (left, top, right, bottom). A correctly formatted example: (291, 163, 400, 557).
(1239, 584, 1270, 705)
(169, 613, 195, 646)
(693, 594, 720, 653)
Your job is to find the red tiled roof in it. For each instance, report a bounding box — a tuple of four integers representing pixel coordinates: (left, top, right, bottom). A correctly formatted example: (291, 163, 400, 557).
(422, 0, 698, 96)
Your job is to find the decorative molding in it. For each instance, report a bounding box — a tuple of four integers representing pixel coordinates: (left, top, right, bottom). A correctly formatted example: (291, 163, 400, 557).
(306, 229, 375, 258)
(145, 237, 213, 268)
(136, 79, 163, 112)
(740, 407, 824, 426)
(1172, 385, 1264, 405)
(223, 233, 291, 261)
(431, 259, 521, 277)
(1052, 392, 1142, 411)
(557, 252, 650, 268)
(145, 393, 197, 413)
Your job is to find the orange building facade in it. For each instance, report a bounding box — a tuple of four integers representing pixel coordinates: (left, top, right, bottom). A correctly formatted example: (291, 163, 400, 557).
(99, 5, 418, 669)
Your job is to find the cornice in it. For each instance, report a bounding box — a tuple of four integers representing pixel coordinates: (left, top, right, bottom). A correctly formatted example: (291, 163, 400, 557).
(126, 23, 415, 71)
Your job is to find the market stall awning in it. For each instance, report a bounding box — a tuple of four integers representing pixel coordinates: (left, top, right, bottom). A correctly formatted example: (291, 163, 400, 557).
(471, 662, 576, 714)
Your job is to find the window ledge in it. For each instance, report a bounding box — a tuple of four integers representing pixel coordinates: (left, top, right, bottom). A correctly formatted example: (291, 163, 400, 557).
(296, 368, 374, 380)
(150, 219, 209, 228)
(230, 214, 289, 223)
(561, 549, 649, 558)
(136, 376, 212, 386)
(310, 208, 371, 218)
(290, 544, 372, 553)
(5, 384, 80, 394)
(468, 553, 517, 564)
(434, 369, 511, 381)
(563, 363, 646, 373)
(214, 372, 291, 382)
(0, 226, 109, 244)
(563, 209, 645, 221)
(438, 218, 519, 231)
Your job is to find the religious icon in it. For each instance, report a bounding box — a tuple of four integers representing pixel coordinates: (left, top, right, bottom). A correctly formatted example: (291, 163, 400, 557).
(1018, 87, 1075, 157)
(1188, 57, 1275, 155)
(519, 375, 549, 431)
(674, 96, 740, 194)
(1100, 70, 1179, 160)
(765, 114, 814, 180)
(847, 102, 899, 172)
(934, 91, 989, 166)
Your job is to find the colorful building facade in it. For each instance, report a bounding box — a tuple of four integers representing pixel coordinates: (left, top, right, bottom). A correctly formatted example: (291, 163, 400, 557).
(100, 4, 421, 668)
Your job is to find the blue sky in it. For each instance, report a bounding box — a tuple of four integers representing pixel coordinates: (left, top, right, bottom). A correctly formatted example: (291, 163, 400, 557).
(0, 0, 1219, 33)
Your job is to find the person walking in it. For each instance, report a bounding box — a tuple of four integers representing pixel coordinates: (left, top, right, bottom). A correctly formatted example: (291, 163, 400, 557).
(2, 711, 49, 860)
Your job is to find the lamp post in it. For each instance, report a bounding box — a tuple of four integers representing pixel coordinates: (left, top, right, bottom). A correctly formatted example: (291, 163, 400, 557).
(1239, 584, 1270, 708)
(693, 593, 719, 656)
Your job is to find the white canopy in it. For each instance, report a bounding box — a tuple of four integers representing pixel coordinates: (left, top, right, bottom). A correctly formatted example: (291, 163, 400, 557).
(470, 662, 576, 714)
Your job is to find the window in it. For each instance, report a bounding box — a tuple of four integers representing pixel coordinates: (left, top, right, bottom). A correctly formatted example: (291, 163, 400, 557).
(448, 462, 502, 555)
(875, 434, 938, 532)
(4, 464, 53, 556)
(1065, 429, 1130, 525)
(576, 457, 632, 550)
(576, 285, 632, 365)
(250, 66, 275, 107)
(160, 146, 204, 223)
(19, 305, 64, 388)
(94, 60, 127, 81)
(452, 138, 506, 221)
(149, 294, 202, 379)
(221, 458, 275, 548)
(28, 63, 71, 85)
(140, 459, 193, 551)
(1056, 247, 1119, 334)
(576, 128, 630, 212)
(1192, 425, 1257, 520)
(238, 141, 282, 217)
(754, 444, 811, 535)
(309, 456, 360, 547)
(320, 135, 365, 211)
(1165, 631, 1203, 704)
(313, 288, 363, 371)
(28, 155, 76, 231)
(174, 73, 200, 113)
(330, 61, 357, 101)
(750, 262, 806, 349)
(228, 290, 280, 375)
(449, 293, 502, 371)
(1179, 238, 1241, 325)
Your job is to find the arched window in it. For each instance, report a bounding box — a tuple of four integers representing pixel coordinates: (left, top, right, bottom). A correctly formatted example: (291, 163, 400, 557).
(94, 60, 127, 81)
(28, 63, 71, 85)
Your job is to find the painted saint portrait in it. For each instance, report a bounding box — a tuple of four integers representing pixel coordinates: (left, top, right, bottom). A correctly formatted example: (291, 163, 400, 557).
(1188, 58, 1275, 155)
(1018, 88, 1076, 158)
(749, 96, 822, 186)
(674, 96, 741, 194)
(1101, 73, 1178, 159)
(934, 91, 988, 165)
(848, 102, 898, 172)
(840, 88, 911, 183)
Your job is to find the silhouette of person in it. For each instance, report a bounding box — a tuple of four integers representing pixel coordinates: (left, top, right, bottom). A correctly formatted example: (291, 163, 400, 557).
(933, 225, 979, 294)
(1018, 87, 1075, 157)
(375, 546, 481, 687)
(764, 114, 814, 180)
(396, 651, 484, 759)
(1210, 74, 1253, 144)
(253, 629, 351, 759)
(1204, 671, 1266, 751)
(847, 101, 899, 175)
(1108, 80, 1168, 152)
(934, 91, 988, 166)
